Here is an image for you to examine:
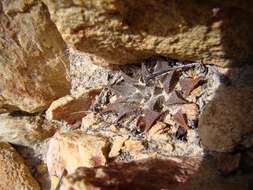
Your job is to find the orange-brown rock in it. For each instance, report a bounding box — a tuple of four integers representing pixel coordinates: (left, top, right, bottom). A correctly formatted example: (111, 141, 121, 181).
(47, 131, 110, 177)
(46, 87, 102, 124)
(0, 142, 40, 190)
(43, 0, 253, 67)
(0, 0, 70, 113)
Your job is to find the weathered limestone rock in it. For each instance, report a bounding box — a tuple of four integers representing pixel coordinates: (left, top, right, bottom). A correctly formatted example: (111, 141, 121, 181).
(0, 142, 40, 190)
(47, 131, 110, 177)
(46, 87, 102, 124)
(0, 0, 70, 113)
(199, 87, 253, 152)
(0, 114, 56, 147)
(43, 0, 253, 67)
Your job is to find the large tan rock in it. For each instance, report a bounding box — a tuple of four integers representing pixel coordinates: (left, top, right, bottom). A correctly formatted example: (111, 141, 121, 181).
(0, 142, 40, 190)
(43, 0, 253, 67)
(0, 0, 70, 113)
(0, 114, 56, 147)
(47, 131, 110, 177)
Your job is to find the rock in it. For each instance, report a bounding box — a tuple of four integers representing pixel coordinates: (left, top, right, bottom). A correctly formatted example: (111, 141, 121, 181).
(199, 87, 253, 152)
(181, 104, 199, 120)
(171, 158, 252, 190)
(241, 147, 253, 172)
(43, 0, 253, 67)
(81, 112, 101, 131)
(60, 157, 200, 190)
(215, 152, 241, 175)
(120, 138, 151, 160)
(146, 121, 167, 140)
(62, 156, 253, 190)
(46, 87, 102, 124)
(0, 114, 56, 147)
(0, 0, 70, 113)
(47, 131, 110, 177)
(0, 142, 40, 190)
(109, 136, 128, 158)
(124, 138, 145, 155)
(50, 176, 60, 190)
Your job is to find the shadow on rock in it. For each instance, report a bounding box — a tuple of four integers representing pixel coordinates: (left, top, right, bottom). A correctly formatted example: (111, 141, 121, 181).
(61, 157, 200, 190)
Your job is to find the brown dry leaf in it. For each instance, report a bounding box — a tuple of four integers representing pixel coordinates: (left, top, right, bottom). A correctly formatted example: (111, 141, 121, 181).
(162, 70, 176, 93)
(102, 103, 137, 122)
(137, 110, 161, 132)
(144, 110, 161, 132)
(180, 76, 204, 96)
(166, 91, 188, 105)
(172, 110, 188, 130)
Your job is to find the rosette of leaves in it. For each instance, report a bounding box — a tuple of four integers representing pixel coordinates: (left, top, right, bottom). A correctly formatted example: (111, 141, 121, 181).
(95, 58, 206, 136)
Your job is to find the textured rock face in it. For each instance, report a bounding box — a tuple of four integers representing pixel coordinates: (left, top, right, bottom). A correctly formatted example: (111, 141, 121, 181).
(0, 114, 56, 147)
(43, 0, 253, 67)
(0, 0, 70, 113)
(199, 66, 253, 152)
(47, 131, 109, 177)
(0, 142, 40, 190)
(199, 87, 253, 152)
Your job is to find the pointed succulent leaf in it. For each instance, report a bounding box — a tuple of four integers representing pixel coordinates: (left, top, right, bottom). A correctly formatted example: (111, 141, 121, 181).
(180, 76, 204, 96)
(166, 91, 188, 105)
(172, 110, 188, 130)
